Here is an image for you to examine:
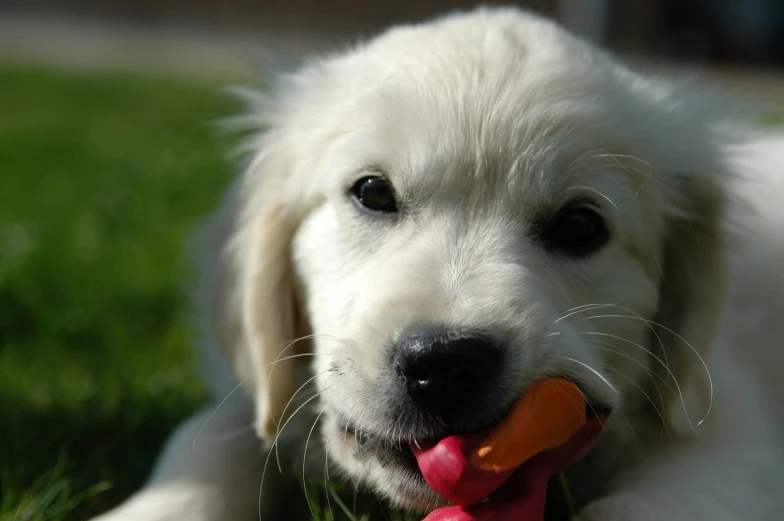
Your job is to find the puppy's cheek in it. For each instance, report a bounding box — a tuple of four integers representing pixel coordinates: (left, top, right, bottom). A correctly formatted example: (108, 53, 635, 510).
(321, 416, 368, 483)
(320, 417, 441, 512)
(292, 205, 354, 331)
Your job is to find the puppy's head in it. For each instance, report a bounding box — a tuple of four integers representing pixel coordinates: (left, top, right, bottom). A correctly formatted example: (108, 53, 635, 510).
(199, 8, 731, 511)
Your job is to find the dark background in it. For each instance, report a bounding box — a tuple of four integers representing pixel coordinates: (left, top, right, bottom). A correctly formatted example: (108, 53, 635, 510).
(4, 0, 784, 65)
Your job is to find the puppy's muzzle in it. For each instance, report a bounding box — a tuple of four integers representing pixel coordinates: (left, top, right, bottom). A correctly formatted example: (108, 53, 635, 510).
(392, 326, 504, 420)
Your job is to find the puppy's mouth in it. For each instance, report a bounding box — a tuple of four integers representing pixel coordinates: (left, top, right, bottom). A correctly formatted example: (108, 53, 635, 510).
(338, 397, 611, 513)
(341, 420, 422, 474)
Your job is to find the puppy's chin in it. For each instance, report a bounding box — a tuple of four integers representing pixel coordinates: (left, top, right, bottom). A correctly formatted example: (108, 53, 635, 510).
(322, 414, 446, 512)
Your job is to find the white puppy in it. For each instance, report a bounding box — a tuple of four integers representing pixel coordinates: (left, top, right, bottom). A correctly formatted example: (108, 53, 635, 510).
(92, 7, 784, 521)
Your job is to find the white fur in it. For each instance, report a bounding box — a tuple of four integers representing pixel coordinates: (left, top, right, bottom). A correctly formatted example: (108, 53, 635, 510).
(90, 8, 784, 521)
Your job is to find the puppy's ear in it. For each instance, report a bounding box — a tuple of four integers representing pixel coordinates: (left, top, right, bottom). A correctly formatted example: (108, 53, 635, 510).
(195, 119, 306, 441)
(652, 173, 727, 433)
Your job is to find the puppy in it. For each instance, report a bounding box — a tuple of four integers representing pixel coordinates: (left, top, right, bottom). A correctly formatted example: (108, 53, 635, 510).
(92, 7, 784, 521)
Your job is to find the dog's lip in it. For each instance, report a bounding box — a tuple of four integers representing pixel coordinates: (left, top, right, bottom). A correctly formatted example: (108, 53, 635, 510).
(340, 419, 488, 451)
(339, 399, 611, 463)
(341, 420, 423, 474)
(337, 375, 612, 450)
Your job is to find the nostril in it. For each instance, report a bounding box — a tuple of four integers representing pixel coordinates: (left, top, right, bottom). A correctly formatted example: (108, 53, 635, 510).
(396, 361, 431, 384)
(450, 366, 483, 394)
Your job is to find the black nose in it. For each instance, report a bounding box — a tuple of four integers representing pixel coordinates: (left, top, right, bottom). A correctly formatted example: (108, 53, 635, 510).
(393, 327, 503, 416)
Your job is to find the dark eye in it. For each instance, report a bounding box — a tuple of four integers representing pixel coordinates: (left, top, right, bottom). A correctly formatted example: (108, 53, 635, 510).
(350, 176, 398, 213)
(543, 205, 609, 257)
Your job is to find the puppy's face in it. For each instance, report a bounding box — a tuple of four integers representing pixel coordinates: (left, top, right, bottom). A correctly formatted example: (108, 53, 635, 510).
(209, 8, 726, 514)
(287, 13, 689, 510)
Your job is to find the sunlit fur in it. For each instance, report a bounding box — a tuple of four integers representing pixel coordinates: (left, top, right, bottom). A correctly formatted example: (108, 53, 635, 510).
(92, 7, 784, 521)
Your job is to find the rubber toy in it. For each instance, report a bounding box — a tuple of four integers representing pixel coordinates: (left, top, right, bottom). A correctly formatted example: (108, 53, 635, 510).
(411, 377, 606, 521)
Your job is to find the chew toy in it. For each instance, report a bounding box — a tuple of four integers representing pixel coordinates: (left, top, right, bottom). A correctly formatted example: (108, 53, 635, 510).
(471, 378, 587, 471)
(411, 377, 605, 521)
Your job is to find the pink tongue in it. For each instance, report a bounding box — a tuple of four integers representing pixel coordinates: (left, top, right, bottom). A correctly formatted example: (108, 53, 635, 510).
(411, 416, 605, 521)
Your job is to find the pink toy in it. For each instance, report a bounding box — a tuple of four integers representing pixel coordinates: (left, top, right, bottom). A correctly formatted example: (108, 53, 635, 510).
(410, 378, 606, 521)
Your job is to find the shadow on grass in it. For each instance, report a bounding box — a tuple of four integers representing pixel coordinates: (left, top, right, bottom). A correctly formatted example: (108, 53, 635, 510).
(0, 61, 234, 520)
(1, 397, 198, 520)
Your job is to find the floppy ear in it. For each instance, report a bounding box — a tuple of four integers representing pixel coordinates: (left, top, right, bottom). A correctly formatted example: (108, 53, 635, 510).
(195, 131, 306, 441)
(651, 173, 727, 433)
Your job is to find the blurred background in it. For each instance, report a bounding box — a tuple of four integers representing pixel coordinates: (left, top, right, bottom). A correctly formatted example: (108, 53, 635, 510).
(1, 2, 782, 521)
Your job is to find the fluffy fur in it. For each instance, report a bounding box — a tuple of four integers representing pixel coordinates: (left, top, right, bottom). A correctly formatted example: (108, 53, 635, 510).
(92, 7, 784, 521)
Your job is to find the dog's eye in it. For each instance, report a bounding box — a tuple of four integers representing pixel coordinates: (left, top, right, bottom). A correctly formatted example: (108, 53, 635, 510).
(543, 206, 608, 256)
(350, 176, 398, 213)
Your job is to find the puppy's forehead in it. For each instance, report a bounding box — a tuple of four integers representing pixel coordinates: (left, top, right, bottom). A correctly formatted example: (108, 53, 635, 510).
(311, 11, 664, 221)
(339, 60, 614, 206)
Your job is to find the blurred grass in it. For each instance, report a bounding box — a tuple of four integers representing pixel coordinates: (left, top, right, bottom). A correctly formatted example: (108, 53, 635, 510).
(0, 62, 236, 520)
(0, 61, 416, 521)
(0, 65, 220, 521)
(760, 111, 784, 127)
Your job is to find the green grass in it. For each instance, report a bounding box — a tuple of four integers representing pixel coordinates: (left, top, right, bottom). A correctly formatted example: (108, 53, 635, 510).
(760, 111, 784, 127)
(0, 62, 237, 520)
(0, 61, 417, 521)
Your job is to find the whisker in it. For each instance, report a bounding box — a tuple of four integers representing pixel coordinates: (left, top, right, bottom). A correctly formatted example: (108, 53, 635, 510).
(343, 404, 357, 446)
(553, 355, 618, 395)
(267, 334, 346, 381)
(551, 364, 635, 436)
(193, 423, 255, 444)
(602, 154, 675, 205)
(595, 152, 704, 248)
(579, 329, 673, 382)
(265, 334, 321, 433)
(565, 185, 619, 210)
(568, 148, 612, 169)
(553, 302, 613, 321)
(552, 303, 671, 405)
(582, 336, 676, 396)
(583, 339, 672, 434)
(578, 330, 698, 430)
(324, 435, 334, 521)
(274, 372, 324, 472)
(259, 384, 333, 521)
(192, 377, 249, 450)
(542, 378, 587, 421)
(264, 352, 333, 367)
(569, 148, 703, 260)
(594, 359, 669, 436)
(269, 334, 345, 370)
(340, 402, 365, 492)
(302, 407, 327, 516)
(574, 311, 712, 425)
(548, 371, 603, 426)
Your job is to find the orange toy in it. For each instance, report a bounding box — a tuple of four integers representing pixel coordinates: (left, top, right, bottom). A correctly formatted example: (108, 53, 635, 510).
(470, 377, 587, 472)
(412, 376, 604, 521)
